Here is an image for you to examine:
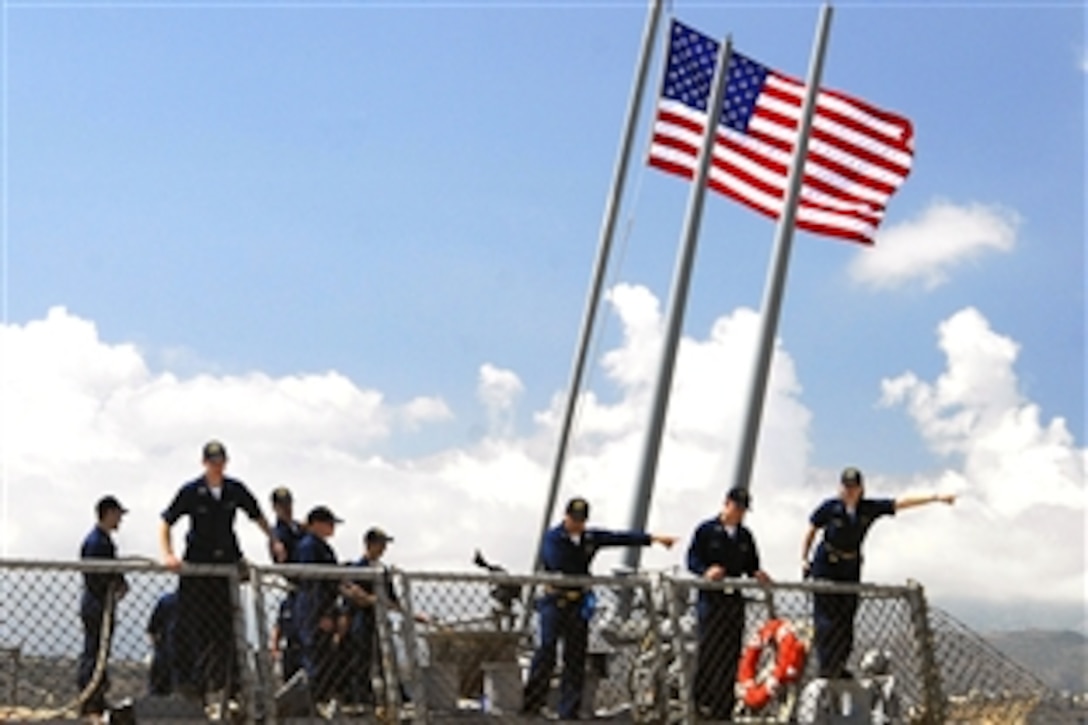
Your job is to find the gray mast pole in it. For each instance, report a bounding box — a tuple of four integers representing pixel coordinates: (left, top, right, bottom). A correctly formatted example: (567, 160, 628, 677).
(622, 35, 735, 573)
(532, 0, 665, 571)
(730, 4, 834, 495)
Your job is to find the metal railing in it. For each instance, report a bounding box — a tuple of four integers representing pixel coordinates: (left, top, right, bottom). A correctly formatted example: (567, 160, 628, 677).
(661, 576, 937, 723)
(0, 559, 250, 722)
(0, 558, 1078, 723)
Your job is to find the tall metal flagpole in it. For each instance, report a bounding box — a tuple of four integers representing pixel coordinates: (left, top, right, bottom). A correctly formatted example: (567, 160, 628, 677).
(531, 0, 665, 572)
(730, 4, 834, 495)
(622, 34, 735, 573)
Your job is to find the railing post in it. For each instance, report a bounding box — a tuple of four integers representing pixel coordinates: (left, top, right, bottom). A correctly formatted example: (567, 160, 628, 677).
(395, 570, 430, 723)
(9, 647, 20, 708)
(248, 565, 279, 725)
(906, 580, 946, 723)
(640, 576, 669, 724)
(227, 567, 260, 724)
(664, 575, 695, 725)
(374, 578, 401, 720)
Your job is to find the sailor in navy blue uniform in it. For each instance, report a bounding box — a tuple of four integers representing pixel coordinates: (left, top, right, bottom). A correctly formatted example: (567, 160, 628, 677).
(687, 487, 771, 720)
(802, 467, 955, 678)
(340, 527, 431, 708)
(147, 591, 179, 696)
(295, 505, 344, 704)
(269, 486, 305, 681)
(521, 497, 677, 719)
(78, 495, 128, 720)
(158, 440, 286, 697)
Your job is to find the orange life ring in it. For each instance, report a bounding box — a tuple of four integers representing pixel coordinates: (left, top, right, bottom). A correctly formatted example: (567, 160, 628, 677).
(736, 619, 808, 711)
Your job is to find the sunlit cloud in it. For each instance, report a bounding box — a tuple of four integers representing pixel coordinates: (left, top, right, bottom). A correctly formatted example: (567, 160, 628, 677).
(877, 307, 1085, 602)
(1, 298, 1082, 613)
(478, 363, 525, 438)
(851, 200, 1019, 290)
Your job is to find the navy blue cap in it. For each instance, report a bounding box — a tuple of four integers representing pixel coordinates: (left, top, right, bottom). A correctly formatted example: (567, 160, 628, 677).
(96, 495, 128, 518)
(365, 527, 394, 544)
(566, 497, 590, 521)
(202, 440, 228, 461)
(307, 505, 343, 524)
(726, 487, 751, 510)
(841, 467, 864, 486)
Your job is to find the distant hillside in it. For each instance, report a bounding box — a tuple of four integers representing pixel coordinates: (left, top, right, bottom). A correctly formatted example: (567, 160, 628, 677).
(937, 597, 1086, 633)
(985, 629, 1088, 693)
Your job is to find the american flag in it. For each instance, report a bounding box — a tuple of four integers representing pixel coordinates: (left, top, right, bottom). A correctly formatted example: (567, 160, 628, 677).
(648, 20, 915, 245)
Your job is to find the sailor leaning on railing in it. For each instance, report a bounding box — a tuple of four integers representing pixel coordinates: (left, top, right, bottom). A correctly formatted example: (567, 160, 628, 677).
(686, 486, 772, 720)
(156, 440, 287, 701)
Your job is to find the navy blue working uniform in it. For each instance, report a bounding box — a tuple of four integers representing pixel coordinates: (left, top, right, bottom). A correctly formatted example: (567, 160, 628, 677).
(295, 532, 341, 701)
(808, 497, 895, 677)
(161, 476, 262, 694)
(522, 523, 652, 719)
(687, 516, 762, 719)
(147, 592, 179, 696)
(341, 557, 404, 707)
(272, 516, 305, 681)
(78, 525, 126, 716)
(272, 518, 304, 562)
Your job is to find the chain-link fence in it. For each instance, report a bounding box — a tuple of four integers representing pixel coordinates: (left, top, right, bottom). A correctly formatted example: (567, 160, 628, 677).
(2, 559, 1083, 723)
(398, 571, 667, 722)
(0, 558, 255, 723)
(659, 576, 943, 724)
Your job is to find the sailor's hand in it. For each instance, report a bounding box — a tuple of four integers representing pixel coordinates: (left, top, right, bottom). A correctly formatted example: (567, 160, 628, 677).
(163, 553, 182, 572)
(755, 570, 773, 585)
(705, 565, 726, 581)
(802, 560, 812, 579)
(938, 493, 956, 505)
(652, 534, 679, 549)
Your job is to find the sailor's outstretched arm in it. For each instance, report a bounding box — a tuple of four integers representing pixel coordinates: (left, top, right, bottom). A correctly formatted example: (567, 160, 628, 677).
(895, 493, 956, 512)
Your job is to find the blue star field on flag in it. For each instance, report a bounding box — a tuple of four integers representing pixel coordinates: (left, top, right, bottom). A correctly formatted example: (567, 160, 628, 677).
(660, 21, 770, 134)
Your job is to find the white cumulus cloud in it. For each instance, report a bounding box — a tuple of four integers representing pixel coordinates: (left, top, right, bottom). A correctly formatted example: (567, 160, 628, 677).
(0, 296, 1082, 617)
(477, 363, 525, 438)
(0, 294, 810, 578)
(850, 200, 1019, 290)
(876, 307, 1085, 602)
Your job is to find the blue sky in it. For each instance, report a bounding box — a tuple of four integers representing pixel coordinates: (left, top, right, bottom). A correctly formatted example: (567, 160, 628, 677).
(1, 1, 1084, 626)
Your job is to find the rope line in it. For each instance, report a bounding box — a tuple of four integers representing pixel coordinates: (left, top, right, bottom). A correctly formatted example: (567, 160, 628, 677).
(26, 584, 119, 721)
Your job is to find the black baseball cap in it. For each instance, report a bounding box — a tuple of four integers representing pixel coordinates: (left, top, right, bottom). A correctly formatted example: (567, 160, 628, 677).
(566, 497, 590, 521)
(202, 440, 228, 461)
(271, 487, 293, 505)
(841, 467, 864, 487)
(365, 527, 394, 544)
(726, 487, 752, 510)
(96, 495, 128, 518)
(307, 505, 343, 525)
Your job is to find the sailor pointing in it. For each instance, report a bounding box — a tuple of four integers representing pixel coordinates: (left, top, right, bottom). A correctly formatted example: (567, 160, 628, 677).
(521, 497, 677, 719)
(802, 466, 955, 679)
